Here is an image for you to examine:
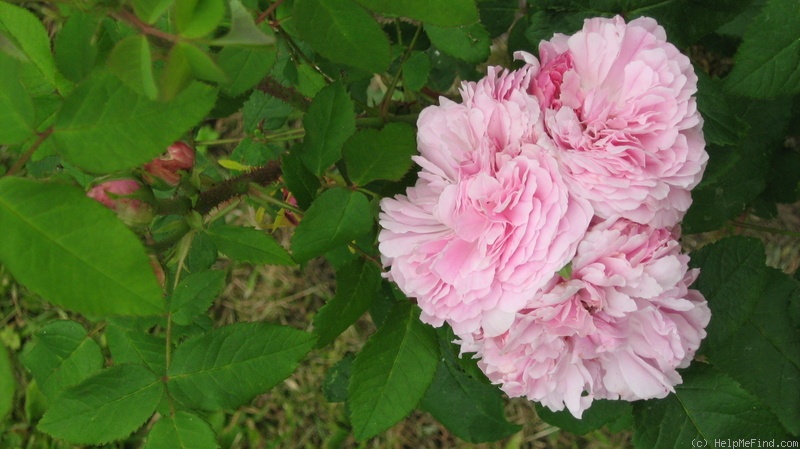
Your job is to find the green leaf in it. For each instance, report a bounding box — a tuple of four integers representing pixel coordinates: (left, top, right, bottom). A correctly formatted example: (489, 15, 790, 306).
(175, 0, 225, 39)
(169, 270, 226, 326)
(293, 0, 391, 73)
(478, 0, 519, 38)
(281, 152, 320, 210)
(186, 231, 219, 273)
(704, 268, 800, 435)
(290, 188, 373, 263)
(212, 0, 276, 46)
(54, 10, 99, 83)
(300, 82, 356, 176)
(133, 0, 175, 23)
(38, 364, 163, 445)
(348, 301, 439, 440)
(0, 179, 164, 316)
(243, 90, 294, 133)
(724, 0, 800, 98)
(633, 364, 790, 448)
(53, 71, 216, 173)
(313, 259, 382, 347)
(402, 51, 430, 92)
(689, 237, 767, 348)
(218, 46, 276, 96)
(535, 401, 633, 436)
(168, 322, 315, 411)
(353, 0, 479, 27)
(684, 98, 791, 233)
(160, 41, 193, 101)
(0, 344, 14, 420)
(0, 52, 36, 144)
(323, 354, 353, 403)
(0, 1, 64, 92)
(421, 338, 520, 443)
(144, 412, 220, 449)
(343, 123, 417, 186)
(696, 73, 748, 147)
(180, 42, 229, 83)
(425, 22, 491, 64)
(206, 225, 295, 265)
(106, 35, 158, 100)
(20, 321, 103, 402)
(106, 324, 166, 375)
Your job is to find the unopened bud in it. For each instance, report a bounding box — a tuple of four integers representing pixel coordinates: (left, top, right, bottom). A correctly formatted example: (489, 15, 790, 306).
(87, 179, 154, 230)
(143, 141, 196, 188)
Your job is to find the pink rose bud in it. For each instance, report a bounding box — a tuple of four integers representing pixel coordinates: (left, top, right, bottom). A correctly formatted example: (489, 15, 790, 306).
(87, 179, 154, 229)
(143, 141, 196, 187)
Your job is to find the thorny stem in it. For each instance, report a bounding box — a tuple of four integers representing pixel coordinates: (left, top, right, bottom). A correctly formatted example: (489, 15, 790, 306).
(5, 127, 54, 177)
(255, 0, 286, 25)
(258, 77, 313, 112)
(730, 221, 800, 239)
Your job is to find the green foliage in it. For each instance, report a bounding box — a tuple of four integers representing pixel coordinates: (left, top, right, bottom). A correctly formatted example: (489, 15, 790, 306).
(144, 412, 220, 449)
(425, 23, 492, 64)
(534, 401, 632, 435)
(133, 0, 175, 23)
(169, 270, 227, 325)
(703, 268, 800, 435)
(343, 123, 417, 186)
(690, 237, 767, 347)
(281, 152, 320, 209)
(106, 323, 167, 374)
(0, 1, 66, 93)
(348, 301, 439, 440)
(167, 322, 316, 411)
(53, 72, 216, 173)
(293, 0, 391, 73)
(299, 82, 356, 176)
(106, 35, 158, 100)
(633, 364, 790, 448)
(174, 0, 225, 39)
(217, 46, 276, 96)
(291, 188, 373, 262)
(0, 53, 36, 144)
(0, 344, 14, 420)
(38, 364, 163, 444)
(725, 0, 800, 98)
(21, 321, 104, 402)
(243, 90, 294, 133)
(206, 225, 295, 265)
(313, 258, 382, 347)
(353, 0, 479, 27)
(0, 179, 164, 316)
(421, 338, 521, 443)
(54, 11, 99, 84)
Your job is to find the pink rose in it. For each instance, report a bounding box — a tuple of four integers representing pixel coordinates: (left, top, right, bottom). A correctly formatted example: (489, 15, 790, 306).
(379, 66, 592, 337)
(459, 218, 710, 418)
(87, 179, 153, 229)
(518, 16, 708, 228)
(143, 141, 196, 187)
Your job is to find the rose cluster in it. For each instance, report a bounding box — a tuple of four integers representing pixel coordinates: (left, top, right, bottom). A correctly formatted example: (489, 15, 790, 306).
(378, 16, 711, 418)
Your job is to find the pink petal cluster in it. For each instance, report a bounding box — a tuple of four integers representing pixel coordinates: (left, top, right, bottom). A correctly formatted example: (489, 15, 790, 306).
(87, 179, 154, 229)
(459, 218, 709, 417)
(521, 16, 707, 228)
(378, 15, 710, 418)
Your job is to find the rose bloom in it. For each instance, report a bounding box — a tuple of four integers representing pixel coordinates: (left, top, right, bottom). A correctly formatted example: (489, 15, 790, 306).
(87, 179, 154, 229)
(459, 218, 710, 418)
(143, 141, 196, 187)
(379, 66, 592, 337)
(517, 16, 708, 228)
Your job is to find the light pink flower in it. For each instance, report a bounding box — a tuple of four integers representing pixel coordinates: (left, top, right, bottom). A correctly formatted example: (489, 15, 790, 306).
(459, 218, 710, 418)
(379, 67, 593, 337)
(517, 16, 708, 228)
